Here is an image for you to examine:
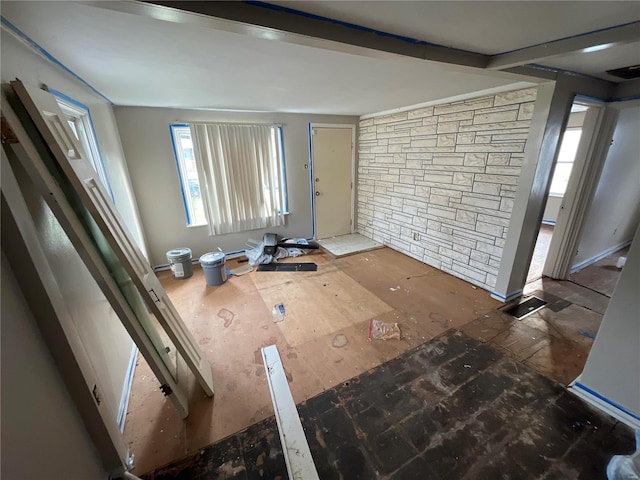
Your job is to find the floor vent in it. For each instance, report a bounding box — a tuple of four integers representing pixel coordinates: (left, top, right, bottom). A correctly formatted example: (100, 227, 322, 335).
(504, 296, 547, 319)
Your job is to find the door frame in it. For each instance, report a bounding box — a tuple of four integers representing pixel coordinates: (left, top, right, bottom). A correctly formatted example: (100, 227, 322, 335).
(543, 98, 618, 279)
(11, 80, 214, 403)
(2, 84, 192, 417)
(1, 148, 132, 476)
(308, 123, 356, 239)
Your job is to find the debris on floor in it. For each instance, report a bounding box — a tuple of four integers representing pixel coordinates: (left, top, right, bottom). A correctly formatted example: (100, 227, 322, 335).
(368, 319, 401, 340)
(332, 334, 348, 348)
(272, 303, 285, 323)
(245, 234, 317, 266)
(257, 263, 317, 272)
(607, 430, 640, 479)
(389, 285, 401, 291)
(578, 329, 596, 340)
(229, 264, 253, 276)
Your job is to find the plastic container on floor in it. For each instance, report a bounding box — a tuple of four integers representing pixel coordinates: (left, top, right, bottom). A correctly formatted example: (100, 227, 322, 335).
(200, 252, 227, 286)
(166, 248, 193, 279)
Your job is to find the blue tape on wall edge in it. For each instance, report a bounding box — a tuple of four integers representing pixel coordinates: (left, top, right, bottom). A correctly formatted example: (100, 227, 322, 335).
(573, 382, 640, 422)
(1, 16, 113, 105)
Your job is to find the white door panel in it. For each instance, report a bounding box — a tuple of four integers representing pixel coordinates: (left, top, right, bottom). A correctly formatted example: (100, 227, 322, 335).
(8, 81, 214, 414)
(2, 90, 189, 420)
(312, 126, 354, 239)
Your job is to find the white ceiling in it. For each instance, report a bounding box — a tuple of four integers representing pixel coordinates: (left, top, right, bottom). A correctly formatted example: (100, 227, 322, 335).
(271, 1, 640, 82)
(1, 1, 638, 115)
(272, 1, 640, 55)
(546, 42, 640, 83)
(1, 1, 527, 115)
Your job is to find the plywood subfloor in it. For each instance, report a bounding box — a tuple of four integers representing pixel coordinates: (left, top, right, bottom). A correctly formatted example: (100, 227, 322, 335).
(124, 248, 498, 474)
(125, 247, 613, 475)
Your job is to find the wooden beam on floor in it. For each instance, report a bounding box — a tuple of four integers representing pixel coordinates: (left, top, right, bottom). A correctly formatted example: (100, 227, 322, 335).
(262, 345, 320, 480)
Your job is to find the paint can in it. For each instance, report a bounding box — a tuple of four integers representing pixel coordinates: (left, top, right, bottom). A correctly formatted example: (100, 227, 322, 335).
(200, 252, 227, 286)
(166, 248, 193, 279)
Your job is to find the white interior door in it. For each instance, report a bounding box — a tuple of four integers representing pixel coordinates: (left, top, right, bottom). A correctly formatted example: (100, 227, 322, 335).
(9, 80, 214, 413)
(311, 126, 354, 239)
(543, 103, 618, 279)
(1, 147, 132, 474)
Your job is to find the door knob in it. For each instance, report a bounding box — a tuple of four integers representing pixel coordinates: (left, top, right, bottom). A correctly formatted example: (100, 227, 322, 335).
(315, 191, 321, 196)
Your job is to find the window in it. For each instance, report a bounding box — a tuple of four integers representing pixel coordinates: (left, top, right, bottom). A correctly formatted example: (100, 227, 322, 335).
(170, 123, 287, 233)
(170, 124, 207, 226)
(51, 90, 113, 200)
(549, 128, 582, 196)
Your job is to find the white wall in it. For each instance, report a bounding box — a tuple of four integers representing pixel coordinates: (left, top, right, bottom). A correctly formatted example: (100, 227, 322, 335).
(1, 30, 148, 258)
(542, 195, 562, 223)
(573, 105, 640, 267)
(114, 107, 358, 266)
(575, 224, 640, 421)
(1, 252, 107, 480)
(357, 87, 538, 290)
(1, 30, 135, 423)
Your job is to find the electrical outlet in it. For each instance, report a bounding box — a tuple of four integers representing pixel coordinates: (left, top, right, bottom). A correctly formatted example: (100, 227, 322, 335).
(413, 232, 420, 241)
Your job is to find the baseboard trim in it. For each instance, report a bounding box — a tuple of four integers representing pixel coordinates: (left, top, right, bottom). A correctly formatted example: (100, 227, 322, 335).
(490, 289, 523, 303)
(152, 249, 246, 272)
(570, 240, 631, 274)
(569, 380, 640, 430)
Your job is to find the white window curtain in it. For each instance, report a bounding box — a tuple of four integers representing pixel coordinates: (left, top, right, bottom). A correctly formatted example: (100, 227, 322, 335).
(189, 123, 285, 235)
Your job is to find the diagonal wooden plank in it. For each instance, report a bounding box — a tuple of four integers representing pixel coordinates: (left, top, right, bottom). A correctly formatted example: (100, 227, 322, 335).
(261, 345, 320, 480)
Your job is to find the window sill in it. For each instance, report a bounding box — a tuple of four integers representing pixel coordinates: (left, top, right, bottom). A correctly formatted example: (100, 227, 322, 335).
(548, 193, 566, 198)
(186, 213, 289, 229)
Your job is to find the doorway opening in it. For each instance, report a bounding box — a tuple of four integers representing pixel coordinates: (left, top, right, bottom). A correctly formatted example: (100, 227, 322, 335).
(309, 123, 382, 257)
(526, 102, 588, 285)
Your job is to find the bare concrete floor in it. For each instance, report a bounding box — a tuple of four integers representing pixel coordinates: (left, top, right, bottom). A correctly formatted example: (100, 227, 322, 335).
(124, 246, 623, 475)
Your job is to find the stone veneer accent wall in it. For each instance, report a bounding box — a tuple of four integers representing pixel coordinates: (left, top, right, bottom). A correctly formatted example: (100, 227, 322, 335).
(357, 87, 538, 290)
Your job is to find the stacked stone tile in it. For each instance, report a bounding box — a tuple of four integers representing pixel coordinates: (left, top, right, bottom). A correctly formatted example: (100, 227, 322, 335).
(357, 88, 538, 290)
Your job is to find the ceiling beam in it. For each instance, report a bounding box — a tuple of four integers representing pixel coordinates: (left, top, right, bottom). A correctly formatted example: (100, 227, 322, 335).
(504, 66, 617, 99)
(487, 22, 640, 71)
(88, 0, 626, 91)
(140, 0, 490, 68)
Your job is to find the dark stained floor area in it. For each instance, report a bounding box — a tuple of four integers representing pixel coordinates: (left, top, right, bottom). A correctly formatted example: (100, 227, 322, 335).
(143, 330, 635, 480)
